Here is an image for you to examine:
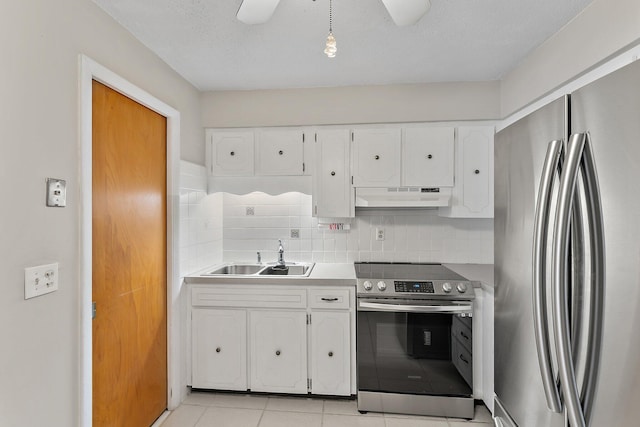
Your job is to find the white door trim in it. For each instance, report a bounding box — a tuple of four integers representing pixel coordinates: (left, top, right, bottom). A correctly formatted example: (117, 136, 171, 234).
(78, 54, 181, 427)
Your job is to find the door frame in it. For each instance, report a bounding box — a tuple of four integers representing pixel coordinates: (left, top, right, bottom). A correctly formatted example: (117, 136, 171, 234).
(78, 54, 181, 427)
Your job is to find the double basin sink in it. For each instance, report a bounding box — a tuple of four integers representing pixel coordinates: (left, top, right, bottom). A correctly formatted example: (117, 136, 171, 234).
(203, 262, 315, 277)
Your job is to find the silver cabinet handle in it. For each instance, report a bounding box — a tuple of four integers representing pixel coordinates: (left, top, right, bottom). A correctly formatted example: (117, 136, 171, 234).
(321, 297, 339, 302)
(532, 139, 563, 413)
(553, 133, 587, 427)
(577, 132, 606, 424)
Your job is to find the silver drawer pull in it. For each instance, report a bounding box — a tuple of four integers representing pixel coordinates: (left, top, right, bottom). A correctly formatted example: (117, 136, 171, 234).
(275, 350, 281, 356)
(459, 354, 470, 365)
(460, 331, 470, 340)
(321, 297, 339, 302)
(328, 351, 334, 357)
(216, 347, 221, 353)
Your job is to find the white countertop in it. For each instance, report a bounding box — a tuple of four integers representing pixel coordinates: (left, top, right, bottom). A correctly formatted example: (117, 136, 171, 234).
(444, 263, 494, 290)
(184, 262, 356, 286)
(185, 262, 494, 289)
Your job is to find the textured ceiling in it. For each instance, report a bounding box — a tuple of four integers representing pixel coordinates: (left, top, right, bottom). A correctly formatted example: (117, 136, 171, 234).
(93, 0, 595, 91)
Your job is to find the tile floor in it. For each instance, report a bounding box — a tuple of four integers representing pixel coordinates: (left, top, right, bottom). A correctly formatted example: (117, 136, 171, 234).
(160, 391, 494, 427)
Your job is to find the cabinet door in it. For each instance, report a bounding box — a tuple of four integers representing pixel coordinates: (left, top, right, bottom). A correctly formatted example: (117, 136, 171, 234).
(402, 127, 454, 187)
(191, 308, 247, 390)
(313, 130, 353, 218)
(255, 129, 304, 175)
(351, 129, 401, 187)
(209, 130, 254, 176)
(310, 311, 351, 396)
(440, 126, 494, 218)
(249, 310, 308, 393)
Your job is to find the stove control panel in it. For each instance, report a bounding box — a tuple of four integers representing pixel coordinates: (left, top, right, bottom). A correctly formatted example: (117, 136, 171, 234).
(394, 281, 435, 293)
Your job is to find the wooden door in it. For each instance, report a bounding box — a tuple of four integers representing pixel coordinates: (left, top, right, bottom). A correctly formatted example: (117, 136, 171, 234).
(92, 80, 167, 426)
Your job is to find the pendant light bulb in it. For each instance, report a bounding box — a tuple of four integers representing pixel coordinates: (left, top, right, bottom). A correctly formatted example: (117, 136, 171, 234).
(324, 0, 336, 58)
(324, 32, 337, 58)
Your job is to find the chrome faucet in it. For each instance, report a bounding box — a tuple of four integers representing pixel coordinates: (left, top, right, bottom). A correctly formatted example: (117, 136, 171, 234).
(277, 239, 285, 266)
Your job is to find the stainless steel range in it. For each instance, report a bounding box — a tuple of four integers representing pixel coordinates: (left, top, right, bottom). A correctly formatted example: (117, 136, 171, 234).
(355, 262, 475, 419)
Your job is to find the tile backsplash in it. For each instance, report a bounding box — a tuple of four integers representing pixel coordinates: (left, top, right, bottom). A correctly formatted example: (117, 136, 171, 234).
(179, 161, 223, 275)
(221, 192, 493, 265)
(180, 163, 493, 273)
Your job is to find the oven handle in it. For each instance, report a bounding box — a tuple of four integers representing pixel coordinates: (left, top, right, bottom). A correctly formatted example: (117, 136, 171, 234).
(358, 300, 472, 314)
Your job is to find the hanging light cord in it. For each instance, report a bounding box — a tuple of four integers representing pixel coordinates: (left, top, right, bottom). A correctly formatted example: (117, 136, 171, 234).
(329, 0, 333, 33)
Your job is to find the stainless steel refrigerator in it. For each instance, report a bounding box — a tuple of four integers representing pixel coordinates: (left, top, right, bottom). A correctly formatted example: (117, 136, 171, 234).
(494, 59, 640, 427)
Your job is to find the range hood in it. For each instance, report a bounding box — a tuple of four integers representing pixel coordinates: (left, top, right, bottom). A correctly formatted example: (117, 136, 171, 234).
(355, 187, 451, 208)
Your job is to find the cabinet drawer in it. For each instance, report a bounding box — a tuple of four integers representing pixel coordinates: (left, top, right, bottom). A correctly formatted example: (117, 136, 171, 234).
(308, 288, 351, 309)
(452, 337, 473, 388)
(192, 286, 307, 309)
(452, 316, 472, 353)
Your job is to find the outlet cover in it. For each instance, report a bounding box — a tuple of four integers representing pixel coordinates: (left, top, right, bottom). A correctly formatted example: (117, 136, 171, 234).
(246, 206, 255, 216)
(376, 228, 385, 241)
(46, 178, 67, 207)
(291, 229, 300, 239)
(25, 263, 59, 299)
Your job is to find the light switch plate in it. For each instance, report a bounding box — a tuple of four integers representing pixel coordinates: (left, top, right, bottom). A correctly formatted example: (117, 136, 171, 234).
(25, 263, 59, 299)
(46, 178, 67, 207)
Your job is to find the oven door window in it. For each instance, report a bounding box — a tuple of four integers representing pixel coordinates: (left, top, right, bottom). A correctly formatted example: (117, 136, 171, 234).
(357, 310, 472, 397)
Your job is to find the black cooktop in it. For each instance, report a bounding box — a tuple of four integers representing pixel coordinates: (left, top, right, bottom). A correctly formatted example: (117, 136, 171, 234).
(354, 262, 468, 281)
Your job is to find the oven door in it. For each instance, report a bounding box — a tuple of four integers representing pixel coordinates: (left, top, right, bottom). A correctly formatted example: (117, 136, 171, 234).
(357, 298, 473, 398)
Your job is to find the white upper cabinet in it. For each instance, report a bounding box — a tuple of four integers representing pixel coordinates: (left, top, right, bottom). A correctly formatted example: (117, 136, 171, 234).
(255, 129, 304, 176)
(313, 130, 353, 218)
(440, 126, 494, 218)
(351, 128, 402, 187)
(402, 127, 454, 187)
(208, 130, 254, 176)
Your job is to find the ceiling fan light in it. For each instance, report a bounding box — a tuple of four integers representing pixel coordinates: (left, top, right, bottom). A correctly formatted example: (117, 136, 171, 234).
(324, 32, 337, 58)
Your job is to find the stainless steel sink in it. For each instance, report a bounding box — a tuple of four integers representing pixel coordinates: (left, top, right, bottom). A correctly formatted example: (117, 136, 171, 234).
(205, 264, 264, 275)
(259, 264, 313, 276)
(202, 262, 314, 277)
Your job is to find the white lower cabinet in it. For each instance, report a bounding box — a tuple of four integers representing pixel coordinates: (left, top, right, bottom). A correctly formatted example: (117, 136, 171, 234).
(250, 310, 308, 393)
(189, 284, 355, 396)
(310, 310, 351, 395)
(191, 308, 247, 390)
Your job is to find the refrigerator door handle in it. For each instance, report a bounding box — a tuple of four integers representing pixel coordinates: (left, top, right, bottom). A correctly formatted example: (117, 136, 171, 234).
(532, 139, 563, 413)
(578, 132, 606, 424)
(553, 133, 587, 427)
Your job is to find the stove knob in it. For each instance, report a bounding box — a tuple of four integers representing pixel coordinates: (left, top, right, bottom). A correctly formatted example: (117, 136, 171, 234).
(377, 281, 387, 291)
(363, 280, 373, 291)
(457, 282, 468, 293)
(442, 282, 452, 293)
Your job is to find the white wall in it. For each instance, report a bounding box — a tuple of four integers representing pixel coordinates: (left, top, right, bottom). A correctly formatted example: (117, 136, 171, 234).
(500, 0, 640, 116)
(0, 1, 202, 426)
(201, 82, 501, 128)
(221, 192, 493, 265)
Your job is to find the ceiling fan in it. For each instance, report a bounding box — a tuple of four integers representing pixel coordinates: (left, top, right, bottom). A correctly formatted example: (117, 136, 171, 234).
(236, 0, 432, 27)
